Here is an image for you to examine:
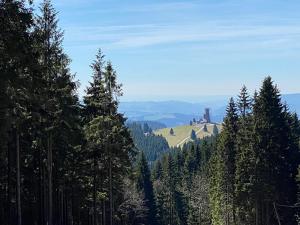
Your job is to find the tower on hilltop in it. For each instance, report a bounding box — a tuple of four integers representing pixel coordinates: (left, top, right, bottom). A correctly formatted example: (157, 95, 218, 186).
(203, 108, 211, 123)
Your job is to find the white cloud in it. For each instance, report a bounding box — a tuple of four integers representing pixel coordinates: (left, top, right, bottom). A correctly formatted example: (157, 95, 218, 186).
(64, 22, 300, 51)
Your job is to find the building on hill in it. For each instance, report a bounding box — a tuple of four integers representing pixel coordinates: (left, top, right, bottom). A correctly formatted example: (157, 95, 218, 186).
(193, 108, 211, 125)
(203, 108, 211, 123)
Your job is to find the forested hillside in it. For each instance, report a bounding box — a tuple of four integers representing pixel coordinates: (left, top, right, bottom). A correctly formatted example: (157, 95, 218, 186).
(1, 1, 300, 225)
(127, 121, 167, 131)
(148, 79, 300, 225)
(151, 138, 216, 225)
(127, 122, 170, 163)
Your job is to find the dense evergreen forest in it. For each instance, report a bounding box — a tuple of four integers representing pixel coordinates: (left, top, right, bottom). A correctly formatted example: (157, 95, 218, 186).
(1, 1, 300, 225)
(0, 1, 137, 225)
(127, 122, 170, 163)
(127, 121, 166, 131)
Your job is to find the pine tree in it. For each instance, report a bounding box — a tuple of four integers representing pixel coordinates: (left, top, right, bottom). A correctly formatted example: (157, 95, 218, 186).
(143, 123, 151, 134)
(152, 160, 163, 180)
(235, 86, 255, 225)
(201, 139, 211, 166)
(209, 98, 238, 225)
(170, 128, 175, 135)
(83, 50, 135, 225)
(33, 2, 83, 224)
(136, 152, 158, 225)
(83, 49, 109, 225)
(203, 124, 208, 132)
(251, 77, 299, 225)
(0, 1, 33, 224)
(190, 129, 197, 140)
(238, 85, 252, 117)
(212, 124, 219, 136)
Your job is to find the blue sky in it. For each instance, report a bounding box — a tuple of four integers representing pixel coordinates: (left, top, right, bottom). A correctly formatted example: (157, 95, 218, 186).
(34, 0, 300, 101)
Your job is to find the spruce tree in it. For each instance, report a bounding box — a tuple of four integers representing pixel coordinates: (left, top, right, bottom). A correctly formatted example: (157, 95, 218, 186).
(235, 86, 255, 225)
(238, 85, 252, 117)
(136, 152, 158, 225)
(152, 160, 163, 180)
(240, 76, 300, 225)
(170, 128, 174, 135)
(0, 1, 33, 224)
(203, 124, 208, 132)
(212, 124, 219, 136)
(190, 129, 197, 140)
(33, 2, 83, 224)
(83, 50, 135, 225)
(143, 123, 150, 134)
(209, 98, 238, 225)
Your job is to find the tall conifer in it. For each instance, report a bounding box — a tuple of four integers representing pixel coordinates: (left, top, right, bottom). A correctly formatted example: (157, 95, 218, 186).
(136, 152, 158, 225)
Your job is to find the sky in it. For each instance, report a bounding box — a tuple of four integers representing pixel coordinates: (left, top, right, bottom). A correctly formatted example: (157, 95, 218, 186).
(34, 0, 300, 101)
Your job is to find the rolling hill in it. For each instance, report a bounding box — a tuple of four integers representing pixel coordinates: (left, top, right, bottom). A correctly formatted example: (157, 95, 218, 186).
(154, 123, 222, 147)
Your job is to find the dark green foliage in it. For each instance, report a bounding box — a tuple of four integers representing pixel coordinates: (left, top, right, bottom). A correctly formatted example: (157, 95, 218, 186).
(83, 50, 135, 225)
(152, 137, 216, 225)
(170, 128, 175, 135)
(127, 120, 166, 131)
(212, 124, 219, 136)
(1, 1, 300, 224)
(143, 123, 152, 134)
(203, 124, 208, 132)
(209, 97, 238, 225)
(250, 77, 299, 225)
(128, 122, 170, 162)
(136, 152, 158, 225)
(210, 77, 300, 225)
(190, 129, 197, 140)
(0, 1, 34, 224)
(0, 1, 137, 224)
(238, 85, 252, 117)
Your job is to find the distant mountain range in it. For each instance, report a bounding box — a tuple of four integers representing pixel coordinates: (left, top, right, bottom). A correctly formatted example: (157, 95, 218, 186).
(119, 94, 300, 128)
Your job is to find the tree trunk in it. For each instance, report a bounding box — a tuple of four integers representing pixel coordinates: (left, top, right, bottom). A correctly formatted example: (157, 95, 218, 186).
(255, 198, 259, 225)
(226, 183, 229, 225)
(93, 154, 97, 225)
(39, 138, 44, 225)
(48, 133, 53, 225)
(109, 155, 113, 225)
(7, 130, 12, 225)
(103, 200, 106, 225)
(273, 202, 281, 225)
(266, 201, 270, 225)
(16, 129, 22, 225)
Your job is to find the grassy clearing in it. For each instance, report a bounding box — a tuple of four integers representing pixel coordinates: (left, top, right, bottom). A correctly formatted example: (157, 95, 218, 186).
(154, 123, 222, 147)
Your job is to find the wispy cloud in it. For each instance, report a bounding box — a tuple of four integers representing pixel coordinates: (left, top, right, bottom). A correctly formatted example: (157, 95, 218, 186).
(56, 1, 199, 14)
(50, 0, 300, 98)
(64, 21, 300, 51)
(93, 1, 198, 14)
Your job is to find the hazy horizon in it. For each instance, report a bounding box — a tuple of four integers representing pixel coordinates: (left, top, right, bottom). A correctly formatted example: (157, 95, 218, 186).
(119, 92, 300, 102)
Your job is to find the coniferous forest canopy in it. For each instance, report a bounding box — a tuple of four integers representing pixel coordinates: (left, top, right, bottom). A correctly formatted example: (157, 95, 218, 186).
(1, 1, 300, 225)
